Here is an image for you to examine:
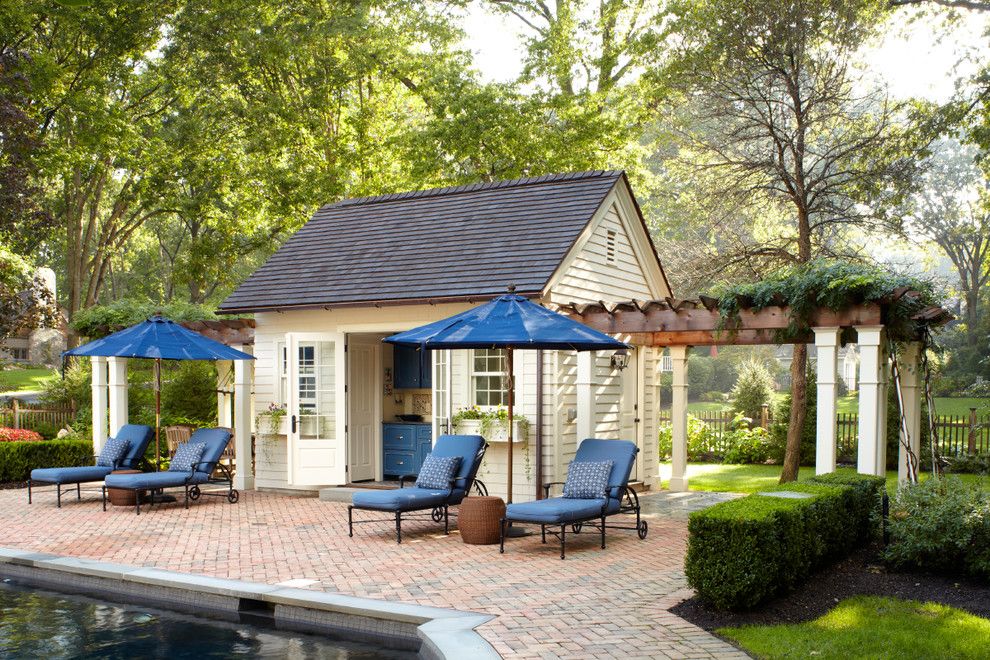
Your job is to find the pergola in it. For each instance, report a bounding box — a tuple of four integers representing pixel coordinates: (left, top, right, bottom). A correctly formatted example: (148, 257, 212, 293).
(561, 295, 951, 490)
(87, 319, 257, 491)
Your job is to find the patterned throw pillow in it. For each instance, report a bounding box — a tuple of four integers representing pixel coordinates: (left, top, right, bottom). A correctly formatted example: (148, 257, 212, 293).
(96, 435, 130, 468)
(563, 460, 614, 499)
(415, 455, 462, 490)
(169, 442, 206, 473)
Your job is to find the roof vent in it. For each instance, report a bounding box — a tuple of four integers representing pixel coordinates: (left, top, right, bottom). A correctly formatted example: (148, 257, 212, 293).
(606, 229, 617, 264)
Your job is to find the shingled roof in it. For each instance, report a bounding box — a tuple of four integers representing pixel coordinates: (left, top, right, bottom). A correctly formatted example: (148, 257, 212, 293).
(219, 170, 638, 313)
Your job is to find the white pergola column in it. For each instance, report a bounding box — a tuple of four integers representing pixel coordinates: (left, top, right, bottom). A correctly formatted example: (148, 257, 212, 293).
(90, 356, 109, 454)
(216, 360, 233, 428)
(107, 356, 128, 436)
(814, 327, 841, 475)
(856, 325, 885, 476)
(896, 342, 923, 483)
(576, 351, 594, 441)
(876, 341, 890, 474)
(233, 346, 254, 491)
(669, 346, 689, 492)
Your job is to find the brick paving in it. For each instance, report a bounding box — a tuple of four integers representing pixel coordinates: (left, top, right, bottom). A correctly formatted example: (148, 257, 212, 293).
(0, 487, 748, 659)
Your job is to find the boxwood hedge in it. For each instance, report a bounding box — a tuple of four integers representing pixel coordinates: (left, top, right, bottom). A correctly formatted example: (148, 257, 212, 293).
(685, 473, 885, 610)
(0, 440, 92, 482)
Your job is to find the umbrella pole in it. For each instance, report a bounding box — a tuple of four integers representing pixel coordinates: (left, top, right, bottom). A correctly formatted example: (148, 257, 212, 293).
(155, 358, 161, 472)
(506, 347, 514, 505)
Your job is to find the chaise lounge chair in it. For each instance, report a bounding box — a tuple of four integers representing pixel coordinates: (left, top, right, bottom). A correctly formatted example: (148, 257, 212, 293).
(499, 439, 648, 559)
(28, 424, 154, 508)
(101, 427, 236, 515)
(348, 434, 488, 543)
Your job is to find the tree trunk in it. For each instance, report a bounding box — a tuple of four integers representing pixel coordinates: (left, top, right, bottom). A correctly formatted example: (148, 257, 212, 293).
(780, 343, 808, 482)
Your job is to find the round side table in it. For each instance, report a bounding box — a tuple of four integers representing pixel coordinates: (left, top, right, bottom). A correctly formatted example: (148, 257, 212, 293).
(458, 496, 506, 545)
(107, 469, 142, 507)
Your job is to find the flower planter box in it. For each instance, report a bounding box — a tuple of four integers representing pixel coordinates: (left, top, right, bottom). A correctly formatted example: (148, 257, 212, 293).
(453, 419, 528, 443)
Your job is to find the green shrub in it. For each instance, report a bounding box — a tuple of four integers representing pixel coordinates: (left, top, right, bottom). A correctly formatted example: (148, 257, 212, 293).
(945, 453, 990, 476)
(659, 415, 720, 461)
(686, 477, 881, 610)
(0, 440, 92, 482)
(722, 415, 774, 464)
(731, 360, 775, 421)
(807, 471, 885, 543)
(688, 355, 715, 399)
(885, 476, 990, 580)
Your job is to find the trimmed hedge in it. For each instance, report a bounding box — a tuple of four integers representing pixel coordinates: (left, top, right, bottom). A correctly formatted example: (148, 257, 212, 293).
(0, 440, 92, 482)
(685, 473, 885, 610)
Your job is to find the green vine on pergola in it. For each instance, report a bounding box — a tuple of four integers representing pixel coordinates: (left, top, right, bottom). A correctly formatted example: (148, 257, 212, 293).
(711, 260, 946, 345)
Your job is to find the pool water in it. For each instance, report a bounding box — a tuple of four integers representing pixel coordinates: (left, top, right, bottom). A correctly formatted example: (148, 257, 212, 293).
(0, 580, 414, 659)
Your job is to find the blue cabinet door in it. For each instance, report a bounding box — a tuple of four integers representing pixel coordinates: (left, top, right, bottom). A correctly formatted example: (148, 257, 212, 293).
(415, 426, 433, 472)
(393, 346, 419, 389)
(383, 424, 415, 450)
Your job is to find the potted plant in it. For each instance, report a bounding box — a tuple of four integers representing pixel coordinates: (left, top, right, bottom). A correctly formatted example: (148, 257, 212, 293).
(255, 403, 287, 464)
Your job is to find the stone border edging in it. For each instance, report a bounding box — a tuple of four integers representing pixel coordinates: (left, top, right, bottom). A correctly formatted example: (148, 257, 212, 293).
(0, 547, 499, 660)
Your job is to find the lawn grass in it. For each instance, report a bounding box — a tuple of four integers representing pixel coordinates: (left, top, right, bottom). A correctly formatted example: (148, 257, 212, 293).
(719, 595, 990, 660)
(658, 462, 990, 494)
(0, 368, 57, 395)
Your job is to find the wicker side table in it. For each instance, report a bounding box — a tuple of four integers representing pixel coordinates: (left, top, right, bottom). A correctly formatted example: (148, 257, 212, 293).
(107, 469, 143, 507)
(458, 496, 506, 545)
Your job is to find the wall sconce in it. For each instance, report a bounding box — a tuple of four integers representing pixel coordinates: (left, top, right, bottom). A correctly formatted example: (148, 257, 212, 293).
(610, 349, 630, 371)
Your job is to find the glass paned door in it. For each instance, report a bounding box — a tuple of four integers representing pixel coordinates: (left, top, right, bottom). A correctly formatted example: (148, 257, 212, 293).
(432, 349, 451, 440)
(287, 333, 346, 485)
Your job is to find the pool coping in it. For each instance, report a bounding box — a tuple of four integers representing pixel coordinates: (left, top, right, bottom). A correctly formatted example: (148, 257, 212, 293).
(0, 547, 498, 660)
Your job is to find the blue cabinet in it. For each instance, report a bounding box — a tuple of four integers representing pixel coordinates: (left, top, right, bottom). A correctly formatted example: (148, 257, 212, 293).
(383, 423, 432, 477)
(393, 346, 432, 389)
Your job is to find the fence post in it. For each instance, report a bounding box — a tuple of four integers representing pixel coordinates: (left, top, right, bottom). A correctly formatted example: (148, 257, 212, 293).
(760, 403, 769, 429)
(969, 408, 978, 455)
(12, 399, 18, 429)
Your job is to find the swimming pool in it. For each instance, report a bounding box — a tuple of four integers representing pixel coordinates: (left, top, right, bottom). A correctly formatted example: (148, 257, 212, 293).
(0, 579, 414, 659)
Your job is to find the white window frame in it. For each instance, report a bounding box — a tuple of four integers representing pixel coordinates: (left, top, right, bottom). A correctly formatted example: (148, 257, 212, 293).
(470, 348, 508, 408)
(276, 341, 289, 405)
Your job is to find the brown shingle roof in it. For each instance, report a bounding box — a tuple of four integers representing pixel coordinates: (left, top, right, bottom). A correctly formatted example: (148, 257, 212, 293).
(219, 171, 625, 313)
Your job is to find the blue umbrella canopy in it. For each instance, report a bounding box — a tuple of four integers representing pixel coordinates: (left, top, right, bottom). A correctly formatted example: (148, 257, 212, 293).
(64, 315, 254, 361)
(383, 294, 627, 351)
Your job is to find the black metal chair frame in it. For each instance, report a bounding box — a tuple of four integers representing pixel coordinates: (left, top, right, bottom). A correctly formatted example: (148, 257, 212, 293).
(101, 461, 238, 515)
(499, 482, 647, 559)
(28, 454, 143, 508)
(348, 443, 489, 544)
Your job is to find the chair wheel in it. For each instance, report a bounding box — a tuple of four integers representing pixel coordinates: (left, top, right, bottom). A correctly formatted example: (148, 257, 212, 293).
(638, 520, 648, 540)
(571, 523, 583, 533)
(431, 506, 444, 523)
(227, 490, 239, 504)
(189, 486, 201, 501)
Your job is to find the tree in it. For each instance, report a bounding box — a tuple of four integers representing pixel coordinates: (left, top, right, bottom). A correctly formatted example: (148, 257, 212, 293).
(658, 0, 920, 482)
(910, 140, 990, 343)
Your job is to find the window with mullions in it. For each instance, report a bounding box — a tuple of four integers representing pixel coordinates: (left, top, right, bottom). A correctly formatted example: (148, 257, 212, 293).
(472, 349, 507, 407)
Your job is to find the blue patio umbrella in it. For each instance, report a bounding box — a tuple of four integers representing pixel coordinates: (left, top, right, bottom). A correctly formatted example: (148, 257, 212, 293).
(385, 289, 626, 503)
(65, 315, 254, 468)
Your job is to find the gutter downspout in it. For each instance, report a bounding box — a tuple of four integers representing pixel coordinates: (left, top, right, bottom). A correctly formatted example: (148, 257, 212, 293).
(535, 349, 544, 500)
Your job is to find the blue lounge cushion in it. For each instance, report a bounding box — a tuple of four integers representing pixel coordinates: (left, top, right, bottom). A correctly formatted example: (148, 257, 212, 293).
(31, 466, 113, 485)
(112, 424, 155, 469)
(104, 470, 209, 491)
(169, 442, 206, 472)
(96, 435, 130, 468)
(571, 439, 638, 499)
(563, 460, 613, 499)
(415, 455, 461, 490)
(186, 428, 232, 475)
(505, 497, 620, 524)
(352, 487, 452, 512)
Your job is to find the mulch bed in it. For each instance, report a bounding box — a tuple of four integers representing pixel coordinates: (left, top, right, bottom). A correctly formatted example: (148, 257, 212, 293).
(0, 482, 26, 490)
(671, 544, 990, 630)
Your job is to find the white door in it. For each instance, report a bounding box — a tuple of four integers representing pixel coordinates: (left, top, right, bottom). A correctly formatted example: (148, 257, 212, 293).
(619, 347, 642, 481)
(347, 336, 380, 482)
(287, 332, 346, 486)
(432, 349, 452, 441)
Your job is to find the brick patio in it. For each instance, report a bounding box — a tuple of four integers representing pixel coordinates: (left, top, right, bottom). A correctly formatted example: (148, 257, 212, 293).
(1, 487, 746, 659)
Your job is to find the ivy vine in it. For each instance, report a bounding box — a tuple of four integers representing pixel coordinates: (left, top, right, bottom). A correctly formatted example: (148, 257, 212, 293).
(713, 260, 943, 344)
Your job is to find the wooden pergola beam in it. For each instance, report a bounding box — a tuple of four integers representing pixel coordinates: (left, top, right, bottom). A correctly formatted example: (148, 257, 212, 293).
(569, 303, 883, 347)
